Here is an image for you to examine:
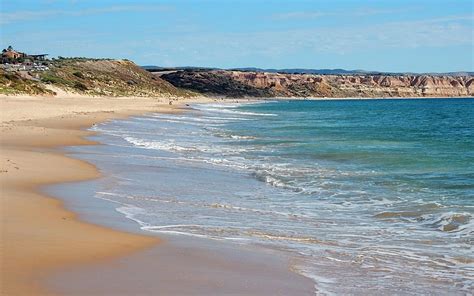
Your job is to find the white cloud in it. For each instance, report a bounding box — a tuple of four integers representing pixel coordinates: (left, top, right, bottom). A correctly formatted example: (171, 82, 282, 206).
(3, 11, 472, 70)
(272, 7, 418, 20)
(0, 5, 171, 25)
(154, 14, 473, 57)
(272, 11, 328, 20)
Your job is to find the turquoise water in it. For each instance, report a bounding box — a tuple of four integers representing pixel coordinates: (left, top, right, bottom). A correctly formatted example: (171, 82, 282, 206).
(85, 98, 473, 294)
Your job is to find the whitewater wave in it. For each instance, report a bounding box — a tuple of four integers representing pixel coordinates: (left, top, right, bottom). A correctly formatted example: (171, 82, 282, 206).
(423, 212, 473, 234)
(84, 100, 474, 295)
(124, 136, 199, 152)
(193, 105, 277, 117)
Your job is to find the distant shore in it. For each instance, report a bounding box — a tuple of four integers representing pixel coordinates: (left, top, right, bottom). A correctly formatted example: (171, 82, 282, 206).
(2, 58, 472, 100)
(285, 96, 474, 102)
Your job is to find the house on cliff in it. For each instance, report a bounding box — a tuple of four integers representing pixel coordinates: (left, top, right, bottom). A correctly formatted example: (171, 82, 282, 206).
(2, 46, 25, 62)
(1, 46, 48, 64)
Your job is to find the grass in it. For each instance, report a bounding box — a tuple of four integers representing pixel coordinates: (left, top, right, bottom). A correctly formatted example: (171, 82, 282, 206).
(0, 70, 55, 95)
(73, 81, 88, 91)
(1, 58, 197, 97)
(72, 71, 85, 79)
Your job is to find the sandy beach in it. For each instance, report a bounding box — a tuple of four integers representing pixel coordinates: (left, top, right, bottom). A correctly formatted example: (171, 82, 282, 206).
(0, 94, 174, 294)
(0, 94, 314, 295)
(2, 1, 472, 293)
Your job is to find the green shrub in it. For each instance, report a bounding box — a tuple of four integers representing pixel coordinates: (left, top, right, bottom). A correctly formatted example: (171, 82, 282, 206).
(73, 71, 84, 79)
(73, 81, 88, 91)
(40, 73, 69, 85)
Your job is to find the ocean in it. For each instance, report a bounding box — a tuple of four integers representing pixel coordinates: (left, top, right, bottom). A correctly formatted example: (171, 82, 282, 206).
(81, 98, 473, 294)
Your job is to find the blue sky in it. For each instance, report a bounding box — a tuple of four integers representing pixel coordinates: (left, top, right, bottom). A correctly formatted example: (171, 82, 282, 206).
(1, 0, 473, 72)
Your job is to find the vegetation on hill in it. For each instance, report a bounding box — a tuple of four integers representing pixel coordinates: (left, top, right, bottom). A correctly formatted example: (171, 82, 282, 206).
(0, 69, 54, 95)
(162, 70, 272, 97)
(38, 58, 194, 97)
(0, 58, 195, 97)
(2, 57, 471, 98)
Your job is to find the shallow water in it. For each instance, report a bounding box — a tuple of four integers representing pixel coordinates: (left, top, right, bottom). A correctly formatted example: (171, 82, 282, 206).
(79, 98, 473, 294)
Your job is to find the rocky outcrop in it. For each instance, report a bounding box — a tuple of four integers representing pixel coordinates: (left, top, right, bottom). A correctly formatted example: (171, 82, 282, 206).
(160, 70, 273, 97)
(162, 70, 474, 98)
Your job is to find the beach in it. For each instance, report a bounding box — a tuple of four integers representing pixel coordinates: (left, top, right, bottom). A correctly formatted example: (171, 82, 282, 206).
(1, 94, 472, 295)
(52, 98, 471, 295)
(2, 0, 473, 293)
(0, 94, 314, 295)
(0, 94, 166, 294)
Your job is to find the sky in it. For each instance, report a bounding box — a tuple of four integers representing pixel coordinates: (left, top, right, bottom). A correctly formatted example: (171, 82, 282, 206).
(1, 0, 473, 72)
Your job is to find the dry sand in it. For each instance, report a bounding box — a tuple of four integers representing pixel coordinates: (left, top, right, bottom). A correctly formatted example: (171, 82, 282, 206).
(0, 94, 189, 295)
(0, 94, 314, 295)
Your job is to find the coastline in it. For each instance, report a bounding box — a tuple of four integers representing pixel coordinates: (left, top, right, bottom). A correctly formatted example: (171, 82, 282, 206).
(3, 93, 470, 294)
(0, 94, 191, 294)
(53, 98, 472, 295)
(0, 94, 314, 295)
(188, 95, 474, 103)
(269, 95, 474, 101)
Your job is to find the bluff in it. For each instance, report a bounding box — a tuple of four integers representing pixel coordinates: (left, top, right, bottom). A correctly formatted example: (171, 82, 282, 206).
(161, 70, 474, 98)
(1, 58, 194, 97)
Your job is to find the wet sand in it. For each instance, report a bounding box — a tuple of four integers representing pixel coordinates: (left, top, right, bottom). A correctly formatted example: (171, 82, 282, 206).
(0, 95, 171, 294)
(48, 234, 314, 295)
(0, 94, 314, 295)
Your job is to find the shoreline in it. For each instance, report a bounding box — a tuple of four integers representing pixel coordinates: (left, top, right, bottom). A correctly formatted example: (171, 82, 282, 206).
(3, 93, 470, 294)
(0, 94, 196, 294)
(260, 95, 473, 101)
(52, 98, 473, 294)
(0, 94, 314, 295)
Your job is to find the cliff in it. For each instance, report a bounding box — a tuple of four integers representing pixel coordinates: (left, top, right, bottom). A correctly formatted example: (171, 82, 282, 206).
(161, 70, 474, 98)
(3, 61, 472, 99)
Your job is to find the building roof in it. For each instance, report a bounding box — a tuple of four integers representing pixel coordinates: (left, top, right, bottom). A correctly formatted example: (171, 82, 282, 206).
(2, 51, 22, 58)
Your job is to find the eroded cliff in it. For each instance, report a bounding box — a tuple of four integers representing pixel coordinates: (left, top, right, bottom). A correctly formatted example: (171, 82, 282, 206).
(162, 70, 474, 98)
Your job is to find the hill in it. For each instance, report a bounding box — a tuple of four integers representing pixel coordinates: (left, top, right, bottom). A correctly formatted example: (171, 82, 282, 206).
(1, 58, 195, 97)
(0, 70, 54, 95)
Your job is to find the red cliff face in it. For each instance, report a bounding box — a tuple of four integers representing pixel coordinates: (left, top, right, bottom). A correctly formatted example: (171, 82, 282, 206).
(161, 70, 474, 98)
(224, 71, 473, 97)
